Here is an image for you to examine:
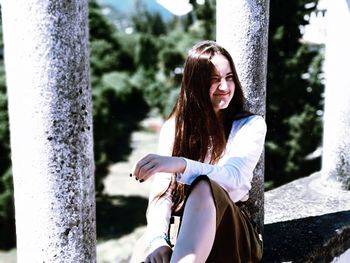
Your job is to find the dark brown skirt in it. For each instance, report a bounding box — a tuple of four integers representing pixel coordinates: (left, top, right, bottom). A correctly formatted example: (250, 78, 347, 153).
(179, 175, 263, 263)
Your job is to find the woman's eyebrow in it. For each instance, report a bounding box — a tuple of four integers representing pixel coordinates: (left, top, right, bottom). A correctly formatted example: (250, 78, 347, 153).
(211, 72, 233, 78)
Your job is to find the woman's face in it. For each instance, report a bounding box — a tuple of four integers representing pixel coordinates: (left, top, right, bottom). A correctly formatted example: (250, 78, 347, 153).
(209, 54, 235, 113)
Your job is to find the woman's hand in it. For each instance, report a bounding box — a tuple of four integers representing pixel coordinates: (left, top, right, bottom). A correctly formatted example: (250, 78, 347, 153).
(145, 245, 173, 263)
(132, 154, 186, 182)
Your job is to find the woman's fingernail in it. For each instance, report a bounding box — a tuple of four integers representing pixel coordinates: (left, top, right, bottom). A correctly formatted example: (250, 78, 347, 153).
(129, 173, 132, 177)
(140, 179, 144, 183)
(135, 177, 138, 181)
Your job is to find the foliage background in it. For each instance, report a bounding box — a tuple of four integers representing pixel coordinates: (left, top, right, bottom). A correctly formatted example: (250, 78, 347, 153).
(0, 0, 323, 249)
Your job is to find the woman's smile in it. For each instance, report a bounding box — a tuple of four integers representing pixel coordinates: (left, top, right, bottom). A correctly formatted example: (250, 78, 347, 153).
(213, 92, 230, 96)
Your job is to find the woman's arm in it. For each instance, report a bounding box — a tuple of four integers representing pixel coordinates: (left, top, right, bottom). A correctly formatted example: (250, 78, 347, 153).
(134, 116, 266, 202)
(176, 115, 266, 197)
(143, 119, 176, 252)
(133, 154, 185, 182)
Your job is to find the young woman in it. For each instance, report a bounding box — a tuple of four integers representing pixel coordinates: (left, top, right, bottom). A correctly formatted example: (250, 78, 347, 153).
(130, 40, 266, 263)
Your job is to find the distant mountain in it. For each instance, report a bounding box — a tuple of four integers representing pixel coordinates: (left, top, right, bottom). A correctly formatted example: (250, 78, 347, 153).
(97, 0, 175, 21)
(96, 0, 177, 32)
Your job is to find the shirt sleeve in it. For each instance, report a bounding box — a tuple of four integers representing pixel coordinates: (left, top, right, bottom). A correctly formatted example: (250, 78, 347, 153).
(176, 116, 267, 198)
(145, 119, 175, 250)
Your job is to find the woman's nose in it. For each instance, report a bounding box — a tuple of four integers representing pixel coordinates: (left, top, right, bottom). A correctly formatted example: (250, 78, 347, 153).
(218, 79, 228, 91)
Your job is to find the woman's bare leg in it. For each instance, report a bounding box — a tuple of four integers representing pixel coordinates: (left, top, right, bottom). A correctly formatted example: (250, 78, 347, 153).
(170, 180, 216, 263)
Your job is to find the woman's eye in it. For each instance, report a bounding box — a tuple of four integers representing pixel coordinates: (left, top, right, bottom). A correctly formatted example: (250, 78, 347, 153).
(226, 75, 234, 81)
(211, 77, 220, 83)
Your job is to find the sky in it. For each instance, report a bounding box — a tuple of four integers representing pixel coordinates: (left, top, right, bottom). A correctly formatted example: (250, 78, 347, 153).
(98, 0, 205, 20)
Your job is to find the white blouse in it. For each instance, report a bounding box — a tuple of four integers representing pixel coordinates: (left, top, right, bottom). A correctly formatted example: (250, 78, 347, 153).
(145, 115, 267, 251)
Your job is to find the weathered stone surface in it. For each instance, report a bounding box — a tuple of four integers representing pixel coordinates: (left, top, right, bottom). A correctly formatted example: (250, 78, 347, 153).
(247, 153, 265, 230)
(265, 172, 350, 224)
(263, 211, 350, 263)
(322, 0, 350, 189)
(2, 0, 96, 262)
(263, 172, 350, 262)
(216, 0, 270, 230)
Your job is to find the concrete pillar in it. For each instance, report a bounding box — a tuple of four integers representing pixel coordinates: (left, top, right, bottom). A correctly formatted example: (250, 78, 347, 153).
(216, 0, 270, 229)
(2, 0, 96, 262)
(321, 0, 350, 189)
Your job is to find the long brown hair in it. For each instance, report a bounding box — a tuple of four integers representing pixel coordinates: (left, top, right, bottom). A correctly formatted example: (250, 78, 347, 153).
(166, 41, 246, 213)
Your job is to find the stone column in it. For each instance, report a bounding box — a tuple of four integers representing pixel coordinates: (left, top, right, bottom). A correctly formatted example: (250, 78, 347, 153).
(2, 0, 96, 262)
(321, 0, 350, 189)
(216, 0, 270, 229)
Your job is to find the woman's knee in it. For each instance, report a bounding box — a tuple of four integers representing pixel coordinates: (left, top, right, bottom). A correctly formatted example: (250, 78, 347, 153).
(187, 179, 214, 206)
(174, 179, 216, 262)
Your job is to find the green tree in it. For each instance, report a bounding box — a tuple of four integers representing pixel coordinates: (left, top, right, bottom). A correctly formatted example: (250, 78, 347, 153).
(131, 0, 167, 37)
(265, 0, 324, 187)
(0, 4, 16, 248)
(88, 0, 149, 194)
(0, 64, 16, 249)
(189, 0, 216, 40)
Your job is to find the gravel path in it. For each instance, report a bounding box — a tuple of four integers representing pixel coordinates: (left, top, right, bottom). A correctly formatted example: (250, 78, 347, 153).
(98, 130, 159, 263)
(103, 130, 158, 199)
